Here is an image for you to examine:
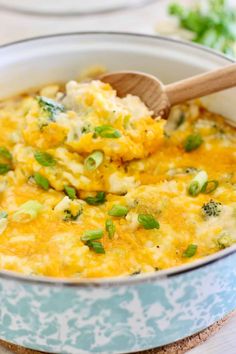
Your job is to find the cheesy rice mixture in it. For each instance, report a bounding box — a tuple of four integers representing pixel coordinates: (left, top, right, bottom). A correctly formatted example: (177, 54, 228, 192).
(0, 79, 235, 278)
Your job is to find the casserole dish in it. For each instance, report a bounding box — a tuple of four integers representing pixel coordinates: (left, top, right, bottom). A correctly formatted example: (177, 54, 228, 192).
(0, 32, 235, 354)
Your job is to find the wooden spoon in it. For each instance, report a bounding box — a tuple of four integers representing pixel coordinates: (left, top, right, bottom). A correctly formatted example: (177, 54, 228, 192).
(101, 64, 236, 119)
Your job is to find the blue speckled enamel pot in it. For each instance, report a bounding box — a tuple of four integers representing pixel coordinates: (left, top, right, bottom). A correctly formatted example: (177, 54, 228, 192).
(0, 33, 236, 354)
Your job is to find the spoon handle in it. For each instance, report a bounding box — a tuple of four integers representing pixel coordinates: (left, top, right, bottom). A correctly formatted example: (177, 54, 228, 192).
(165, 63, 236, 106)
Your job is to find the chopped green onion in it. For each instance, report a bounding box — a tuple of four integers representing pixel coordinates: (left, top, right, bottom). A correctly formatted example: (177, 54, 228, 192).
(13, 200, 43, 223)
(34, 151, 56, 167)
(201, 180, 219, 194)
(81, 229, 103, 242)
(105, 218, 116, 239)
(85, 191, 106, 205)
(0, 211, 7, 219)
(138, 214, 160, 230)
(184, 134, 203, 152)
(188, 171, 208, 197)
(123, 115, 131, 129)
(217, 234, 234, 249)
(34, 173, 50, 191)
(64, 185, 76, 200)
(37, 96, 65, 119)
(183, 244, 198, 258)
(84, 151, 104, 171)
(0, 164, 10, 175)
(87, 240, 105, 254)
(94, 125, 121, 139)
(176, 112, 185, 128)
(0, 147, 12, 161)
(108, 205, 129, 217)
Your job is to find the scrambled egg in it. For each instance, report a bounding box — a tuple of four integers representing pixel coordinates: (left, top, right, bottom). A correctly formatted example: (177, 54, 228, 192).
(0, 79, 235, 278)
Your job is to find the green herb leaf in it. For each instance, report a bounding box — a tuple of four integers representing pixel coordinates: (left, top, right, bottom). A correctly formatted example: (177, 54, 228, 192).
(85, 191, 106, 206)
(183, 244, 198, 258)
(184, 134, 203, 152)
(34, 173, 50, 191)
(37, 96, 65, 119)
(87, 240, 105, 254)
(84, 151, 104, 171)
(168, 3, 185, 16)
(201, 180, 219, 194)
(0, 147, 12, 161)
(108, 204, 129, 217)
(64, 185, 76, 200)
(94, 125, 121, 139)
(168, 0, 236, 58)
(105, 218, 116, 239)
(81, 229, 103, 242)
(34, 151, 56, 167)
(138, 214, 160, 230)
(0, 164, 10, 175)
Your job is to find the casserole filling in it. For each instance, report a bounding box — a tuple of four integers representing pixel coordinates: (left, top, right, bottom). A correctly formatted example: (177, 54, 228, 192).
(0, 79, 235, 278)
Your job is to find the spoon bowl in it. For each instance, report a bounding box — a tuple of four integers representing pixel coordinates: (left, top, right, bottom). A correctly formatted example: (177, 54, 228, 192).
(101, 64, 236, 120)
(101, 71, 170, 118)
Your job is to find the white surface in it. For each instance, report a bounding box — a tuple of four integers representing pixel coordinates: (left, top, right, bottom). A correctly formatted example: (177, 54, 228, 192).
(0, 0, 156, 15)
(0, 1, 235, 353)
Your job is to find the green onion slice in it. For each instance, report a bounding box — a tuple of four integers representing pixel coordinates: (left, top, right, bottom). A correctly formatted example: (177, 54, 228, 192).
(0, 147, 12, 161)
(64, 185, 76, 200)
(188, 171, 208, 197)
(201, 180, 219, 194)
(87, 240, 105, 254)
(81, 229, 103, 243)
(105, 218, 116, 239)
(12, 200, 43, 223)
(34, 151, 56, 167)
(84, 151, 104, 171)
(34, 173, 50, 191)
(0, 164, 10, 175)
(183, 244, 198, 258)
(184, 134, 203, 152)
(138, 214, 160, 230)
(94, 125, 121, 139)
(108, 205, 129, 217)
(85, 191, 106, 205)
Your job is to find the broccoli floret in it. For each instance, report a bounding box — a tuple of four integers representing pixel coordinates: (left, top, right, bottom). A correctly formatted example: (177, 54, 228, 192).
(201, 199, 222, 217)
(63, 209, 82, 221)
(217, 234, 234, 249)
(37, 96, 65, 120)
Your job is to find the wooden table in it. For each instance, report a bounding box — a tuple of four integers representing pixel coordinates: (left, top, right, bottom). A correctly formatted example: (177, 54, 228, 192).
(0, 0, 235, 353)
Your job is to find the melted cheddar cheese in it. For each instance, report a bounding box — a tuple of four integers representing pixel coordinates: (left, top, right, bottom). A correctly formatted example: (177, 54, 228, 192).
(0, 79, 235, 278)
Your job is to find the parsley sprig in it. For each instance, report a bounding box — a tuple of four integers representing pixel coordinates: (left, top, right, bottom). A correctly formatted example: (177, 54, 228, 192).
(169, 0, 236, 57)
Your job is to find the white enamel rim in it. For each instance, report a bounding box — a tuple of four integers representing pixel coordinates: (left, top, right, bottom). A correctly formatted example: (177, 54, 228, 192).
(0, 0, 157, 16)
(0, 31, 235, 287)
